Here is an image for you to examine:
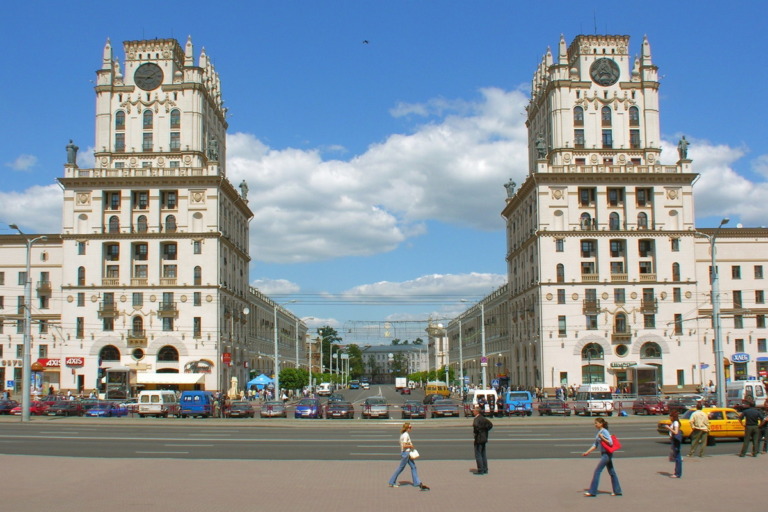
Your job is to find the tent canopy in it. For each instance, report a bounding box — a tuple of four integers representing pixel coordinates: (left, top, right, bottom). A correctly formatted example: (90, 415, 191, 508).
(137, 373, 205, 385)
(246, 374, 273, 388)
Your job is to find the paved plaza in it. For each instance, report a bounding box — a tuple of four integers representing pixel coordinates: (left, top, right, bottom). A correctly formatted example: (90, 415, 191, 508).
(2, 450, 757, 512)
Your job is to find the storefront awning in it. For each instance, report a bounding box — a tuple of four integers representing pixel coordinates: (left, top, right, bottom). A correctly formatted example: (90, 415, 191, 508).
(136, 373, 205, 385)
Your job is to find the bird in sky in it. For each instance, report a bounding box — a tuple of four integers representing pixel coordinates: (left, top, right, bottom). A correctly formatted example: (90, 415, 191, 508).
(362, 40, 369, 44)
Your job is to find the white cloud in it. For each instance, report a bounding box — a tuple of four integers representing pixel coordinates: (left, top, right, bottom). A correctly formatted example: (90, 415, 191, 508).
(5, 154, 37, 171)
(250, 278, 301, 295)
(0, 185, 62, 233)
(339, 272, 506, 298)
(752, 154, 768, 179)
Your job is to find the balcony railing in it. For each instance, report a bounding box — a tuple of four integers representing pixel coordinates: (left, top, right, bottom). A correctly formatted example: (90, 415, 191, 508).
(131, 278, 148, 286)
(127, 329, 147, 346)
(639, 273, 657, 282)
(640, 299, 658, 313)
(611, 332, 632, 343)
(582, 299, 601, 314)
(581, 274, 599, 282)
(36, 281, 52, 294)
(102, 278, 119, 286)
(157, 302, 178, 318)
(611, 273, 628, 282)
(98, 302, 118, 318)
(160, 278, 177, 286)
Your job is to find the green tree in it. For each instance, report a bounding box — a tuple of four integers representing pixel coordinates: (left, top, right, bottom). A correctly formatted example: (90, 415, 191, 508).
(346, 344, 365, 379)
(391, 352, 408, 376)
(413, 337, 424, 345)
(317, 325, 342, 371)
(280, 367, 308, 390)
(391, 338, 401, 345)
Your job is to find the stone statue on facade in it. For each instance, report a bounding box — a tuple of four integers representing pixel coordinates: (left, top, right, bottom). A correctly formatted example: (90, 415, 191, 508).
(535, 134, 547, 159)
(239, 180, 249, 199)
(504, 179, 517, 198)
(677, 136, 689, 160)
(207, 137, 219, 161)
(66, 139, 79, 165)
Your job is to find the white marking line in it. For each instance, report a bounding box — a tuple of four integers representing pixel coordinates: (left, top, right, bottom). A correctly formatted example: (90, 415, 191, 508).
(164, 444, 215, 447)
(350, 452, 393, 456)
(357, 445, 394, 448)
(136, 451, 189, 454)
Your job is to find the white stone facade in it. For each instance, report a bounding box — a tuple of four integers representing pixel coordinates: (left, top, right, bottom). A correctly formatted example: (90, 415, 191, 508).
(448, 35, 768, 393)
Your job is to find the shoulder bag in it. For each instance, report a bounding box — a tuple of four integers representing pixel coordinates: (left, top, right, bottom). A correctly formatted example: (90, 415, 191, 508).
(600, 434, 622, 454)
(409, 449, 420, 459)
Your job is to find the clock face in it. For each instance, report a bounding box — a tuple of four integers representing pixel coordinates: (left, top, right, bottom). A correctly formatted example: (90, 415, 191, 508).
(134, 63, 164, 91)
(589, 58, 620, 86)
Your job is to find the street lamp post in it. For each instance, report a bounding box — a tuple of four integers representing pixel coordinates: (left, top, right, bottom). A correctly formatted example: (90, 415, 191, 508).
(10, 224, 47, 423)
(458, 319, 464, 390)
(699, 218, 730, 407)
(273, 305, 280, 399)
(480, 303, 487, 390)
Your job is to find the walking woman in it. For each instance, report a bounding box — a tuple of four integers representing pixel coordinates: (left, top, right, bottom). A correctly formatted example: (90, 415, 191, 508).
(665, 410, 683, 478)
(582, 417, 622, 497)
(388, 422, 430, 490)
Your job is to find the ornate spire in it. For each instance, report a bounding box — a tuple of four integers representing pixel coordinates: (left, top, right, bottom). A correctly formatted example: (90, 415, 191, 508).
(102, 38, 113, 70)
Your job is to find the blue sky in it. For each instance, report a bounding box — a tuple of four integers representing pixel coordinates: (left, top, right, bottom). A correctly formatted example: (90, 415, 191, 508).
(1, 1, 767, 340)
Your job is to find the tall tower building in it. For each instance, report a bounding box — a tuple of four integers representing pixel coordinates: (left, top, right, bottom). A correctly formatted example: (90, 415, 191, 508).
(502, 35, 699, 391)
(57, 37, 254, 393)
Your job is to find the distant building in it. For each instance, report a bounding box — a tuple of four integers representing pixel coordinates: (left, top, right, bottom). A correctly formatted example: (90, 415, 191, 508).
(361, 344, 428, 383)
(448, 34, 768, 393)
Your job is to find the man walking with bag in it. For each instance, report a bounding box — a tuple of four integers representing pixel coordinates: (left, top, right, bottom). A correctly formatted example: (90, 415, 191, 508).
(472, 406, 493, 475)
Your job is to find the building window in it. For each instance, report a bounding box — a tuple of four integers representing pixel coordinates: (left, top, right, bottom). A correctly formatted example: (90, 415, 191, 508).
(758, 339, 767, 353)
(578, 188, 596, 206)
(756, 315, 766, 329)
(556, 264, 565, 283)
(157, 345, 179, 361)
(573, 106, 584, 126)
(170, 132, 180, 151)
(136, 215, 148, 233)
(76, 317, 84, 339)
(132, 292, 143, 307)
(674, 314, 683, 335)
(170, 109, 180, 129)
(0, 296, 3, 309)
(637, 212, 648, 229)
(193, 317, 202, 338)
(142, 132, 153, 152)
(194, 266, 202, 286)
(133, 265, 148, 278)
(734, 315, 744, 329)
(165, 215, 177, 233)
(18, 272, 27, 286)
(115, 111, 125, 130)
(162, 243, 177, 260)
(601, 106, 612, 126)
(143, 109, 153, 129)
(614, 288, 625, 304)
(628, 106, 639, 126)
(757, 290, 765, 304)
(733, 290, 742, 309)
(77, 267, 86, 286)
(77, 242, 86, 255)
(162, 317, 174, 331)
(735, 339, 745, 352)
(193, 292, 201, 306)
(586, 315, 598, 330)
(638, 239, 654, 257)
(574, 129, 585, 148)
(673, 287, 682, 303)
(636, 187, 652, 206)
(77, 292, 85, 307)
(115, 133, 125, 152)
(629, 129, 641, 149)
(558, 316, 567, 336)
(754, 265, 764, 279)
(133, 243, 148, 261)
(732, 266, 741, 279)
(580, 212, 593, 230)
(103, 317, 114, 332)
(602, 129, 613, 148)
(609, 240, 625, 257)
(557, 289, 565, 304)
(671, 238, 680, 251)
(161, 190, 178, 209)
(607, 188, 623, 206)
(672, 263, 681, 282)
(615, 313, 628, 334)
(108, 216, 120, 234)
(133, 191, 149, 210)
(581, 261, 596, 275)
(163, 265, 177, 278)
(641, 342, 662, 358)
(639, 261, 654, 274)
(193, 240, 202, 254)
(644, 314, 656, 328)
(609, 212, 621, 231)
(581, 240, 596, 258)
(105, 265, 119, 278)
(0, 271, 4, 285)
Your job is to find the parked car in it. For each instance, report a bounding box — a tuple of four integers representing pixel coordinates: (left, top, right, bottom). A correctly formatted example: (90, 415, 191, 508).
(47, 401, 85, 416)
(226, 400, 255, 418)
(502, 390, 534, 417)
(326, 401, 355, 419)
(423, 394, 443, 405)
(260, 401, 287, 418)
(631, 396, 669, 415)
(360, 382, 370, 390)
(362, 397, 389, 419)
(666, 395, 703, 414)
(402, 400, 427, 419)
(537, 399, 572, 416)
(400, 387, 412, 395)
(430, 399, 461, 418)
(657, 407, 744, 441)
(85, 401, 129, 417)
(295, 398, 324, 419)
(328, 393, 345, 403)
(120, 398, 139, 414)
(11, 401, 49, 416)
(0, 400, 20, 414)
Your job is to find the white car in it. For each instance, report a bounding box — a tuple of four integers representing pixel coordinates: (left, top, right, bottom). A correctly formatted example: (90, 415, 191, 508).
(361, 382, 370, 390)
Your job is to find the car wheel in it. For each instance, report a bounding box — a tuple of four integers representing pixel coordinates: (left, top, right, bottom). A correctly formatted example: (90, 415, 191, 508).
(607, 412, 613, 416)
(539, 412, 544, 416)
(585, 410, 591, 417)
(527, 411, 532, 417)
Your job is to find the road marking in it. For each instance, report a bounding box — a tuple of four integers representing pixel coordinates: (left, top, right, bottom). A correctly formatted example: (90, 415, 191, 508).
(164, 444, 215, 447)
(356, 445, 394, 448)
(350, 452, 392, 456)
(136, 451, 189, 454)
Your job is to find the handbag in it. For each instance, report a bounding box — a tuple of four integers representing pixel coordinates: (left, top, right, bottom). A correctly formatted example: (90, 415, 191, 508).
(409, 449, 420, 459)
(600, 434, 622, 454)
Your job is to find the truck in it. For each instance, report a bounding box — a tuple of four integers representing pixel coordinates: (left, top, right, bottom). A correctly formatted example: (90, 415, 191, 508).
(395, 377, 407, 391)
(502, 390, 534, 416)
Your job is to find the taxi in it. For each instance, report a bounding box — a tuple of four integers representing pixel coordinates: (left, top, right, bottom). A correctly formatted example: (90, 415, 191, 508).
(657, 407, 744, 441)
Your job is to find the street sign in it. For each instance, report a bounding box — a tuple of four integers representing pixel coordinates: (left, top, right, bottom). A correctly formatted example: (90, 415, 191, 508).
(222, 352, 232, 365)
(6, 380, 13, 389)
(700, 363, 709, 369)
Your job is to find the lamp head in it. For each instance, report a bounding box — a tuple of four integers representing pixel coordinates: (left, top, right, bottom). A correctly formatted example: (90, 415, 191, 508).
(720, 218, 730, 227)
(9, 223, 19, 230)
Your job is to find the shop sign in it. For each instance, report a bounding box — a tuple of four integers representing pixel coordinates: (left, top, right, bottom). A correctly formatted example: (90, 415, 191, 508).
(610, 361, 637, 368)
(731, 353, 750, 363)
(38, 359, 61, 368)
(0, 360, 23, 367)
(222, 353, 232, 365)
(65, 357, 85, 367)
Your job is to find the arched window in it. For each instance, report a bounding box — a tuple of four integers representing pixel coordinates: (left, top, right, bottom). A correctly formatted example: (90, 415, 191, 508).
(601, 106, 612, 126)
(672, 262, 681, 282)
(77, 266, 86, 286)
(108, 216, 120, 234)
(136, 215, 148, 233)
(131, 316, 143, 334)
(581, 343, 604, 360)
(556, 263, 565, 283)
(157, 345, 179, 362)
(165, 215, 177, 233)
(194, 266, 202, 286)
(641, 342, 662, 359)
(100, 345, 121, 361)
(628, 106, 639, 126)
(637, 212, 648, 229)
(115, 111, 125, 130)
(573, 106, 584, 126)
(615, 313, 628, 334)
(609, 212, 621, 231)
(170, 109, 180, 129)
(142, 109, 153, 129)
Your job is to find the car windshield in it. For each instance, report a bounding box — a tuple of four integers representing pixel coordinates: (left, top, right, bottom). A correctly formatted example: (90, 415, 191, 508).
(298, 399, 316, 406)
(264, 401, 283, 407)
(508, 393, 528, 400)
(331, 402, 351, 407)
(366, 398, 385, 405)
(435, 400, 454, 405)
(681, 409, 697, 419)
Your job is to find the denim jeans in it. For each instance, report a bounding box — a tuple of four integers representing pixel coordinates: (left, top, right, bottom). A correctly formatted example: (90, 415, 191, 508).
(474, 442, 488, 473)
(388, 451, 421, 486)
(588, 452, 622, 495)
(671, 437, 683, 477)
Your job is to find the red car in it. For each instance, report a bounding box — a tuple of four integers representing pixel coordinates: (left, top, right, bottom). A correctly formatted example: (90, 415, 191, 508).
(631, 396, 669, 415)
(11, 401, 49, 416)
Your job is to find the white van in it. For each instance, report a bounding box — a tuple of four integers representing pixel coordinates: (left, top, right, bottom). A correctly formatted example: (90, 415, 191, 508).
(316, 382, 333, 397)
(573, 383, 614, 416)
(138, 390, 180, 418)
(726, 380, 766, 408)
(462, 389, 499, 417)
